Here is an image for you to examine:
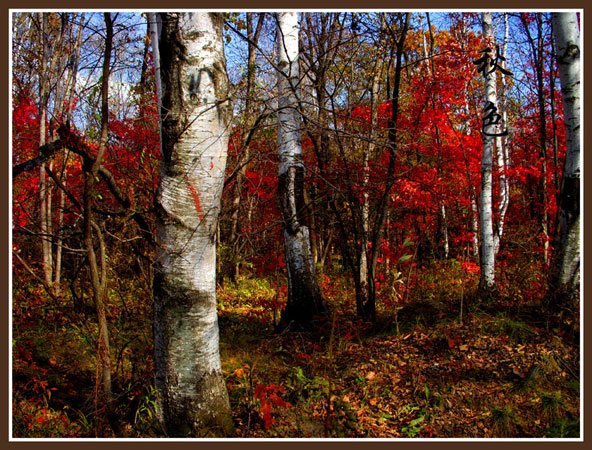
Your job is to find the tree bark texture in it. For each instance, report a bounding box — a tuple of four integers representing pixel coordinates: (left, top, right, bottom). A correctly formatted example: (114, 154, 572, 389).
(153, 12, 233, 437)
(479, 12, 496, 291)
(276, 12, 328, 328)
(552, 12, 580, 293)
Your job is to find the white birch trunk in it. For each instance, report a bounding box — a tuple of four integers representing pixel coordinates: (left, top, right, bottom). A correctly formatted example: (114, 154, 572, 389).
(479, 12, 496, 290)
(153, 12, 233, 436)
(441, 203, 449, 259)
(149, 13, 163, 161)
(360, 64, 380, 297)
(276, 12, 327, 328)
(552, 12, 580, 291)
(494, 13, 510, 257)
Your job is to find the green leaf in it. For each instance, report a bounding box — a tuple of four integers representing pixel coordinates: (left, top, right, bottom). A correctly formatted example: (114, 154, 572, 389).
(398, 254, 413, 263)
(410, 416, 424, 427)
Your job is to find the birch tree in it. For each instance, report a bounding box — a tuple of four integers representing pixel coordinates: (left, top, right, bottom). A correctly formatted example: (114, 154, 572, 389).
(276, 12, 328, 328)
(551, 12, 580, 296)
(494, 13, 510, 258)
(477, 12, 498, 291)
(153, 12, 233, 436)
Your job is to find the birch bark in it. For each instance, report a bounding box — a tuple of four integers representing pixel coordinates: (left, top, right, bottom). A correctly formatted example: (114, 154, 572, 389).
(276, 12, 327, 328)
(479, 12, 496, 291)
(153, 12, 233, 436)
(552, 12, 580, 294)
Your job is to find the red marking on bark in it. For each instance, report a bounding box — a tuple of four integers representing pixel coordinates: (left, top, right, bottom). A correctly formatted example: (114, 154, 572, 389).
(210, 159, 214, 170)
(187, 182, 206, 223)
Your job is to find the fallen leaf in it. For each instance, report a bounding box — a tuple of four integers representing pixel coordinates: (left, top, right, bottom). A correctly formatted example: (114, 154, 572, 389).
(366, 371, 376, 380)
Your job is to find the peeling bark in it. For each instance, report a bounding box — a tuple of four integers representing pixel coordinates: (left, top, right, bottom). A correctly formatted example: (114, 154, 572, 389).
(153, 12, 233, 437)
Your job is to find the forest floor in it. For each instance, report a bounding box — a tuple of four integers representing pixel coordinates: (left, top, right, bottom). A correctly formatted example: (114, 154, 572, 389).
(12, 259, 580, 439)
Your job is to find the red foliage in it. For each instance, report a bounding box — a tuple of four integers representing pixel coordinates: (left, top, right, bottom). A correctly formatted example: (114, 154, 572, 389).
(254, 383, 292, 430)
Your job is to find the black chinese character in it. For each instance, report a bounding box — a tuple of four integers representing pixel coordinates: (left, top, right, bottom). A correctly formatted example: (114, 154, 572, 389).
(473, 45, 514, 79)
(481, 101, 508, 137)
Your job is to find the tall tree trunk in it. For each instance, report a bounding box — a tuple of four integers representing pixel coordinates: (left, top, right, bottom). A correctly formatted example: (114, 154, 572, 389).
(276, 12, 328, 329)
(523, 14, 550, 264)
(359, 62, 381, 311)
(551, 12, 580, 296)
(230, 13, 265, 281)
(537, 15, 550, 265)
(81, 13, 121, 435)
(426, 12, 449, 260)
(153, 12, 234, 437)
(494, 13, 510, 257)
(460, 99, 480, 262)
(549, 30, 562, 230)
(149, 13, 163, 161)
(478, 12, 497, 292)
(367, 13, 410, 320)
(54, 13, 85, 290)
(38, 13, 53, 287)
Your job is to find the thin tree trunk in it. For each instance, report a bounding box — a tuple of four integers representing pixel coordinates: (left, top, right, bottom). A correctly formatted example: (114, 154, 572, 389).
(359, 61, 381, 313)
(54, 167, 65, 287)
(38, 13, 53, 287)
(81, 13, 120, 435)
(521, 14, 552, 264)
(426, 12, 449, 260)
(54, 13, 84, 289)
(549, 30, 562, 230)
(149, 12, 163, 162)
(367, 13, 410, 320)
(458, 97, 481, 262)
(230, 13, 264, 281)
(494, 13, 510, 257)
